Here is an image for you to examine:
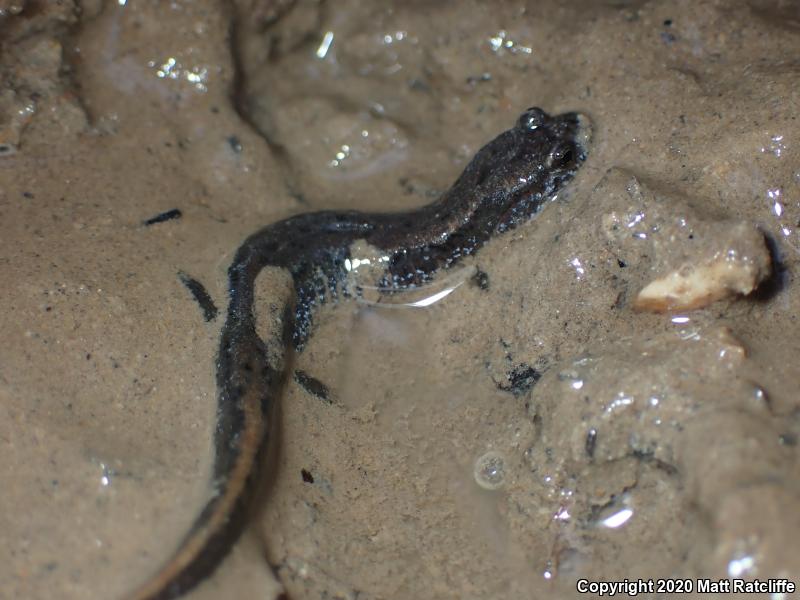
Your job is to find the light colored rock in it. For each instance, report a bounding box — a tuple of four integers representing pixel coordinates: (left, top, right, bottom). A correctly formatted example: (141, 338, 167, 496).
(634, 222, 771, 312)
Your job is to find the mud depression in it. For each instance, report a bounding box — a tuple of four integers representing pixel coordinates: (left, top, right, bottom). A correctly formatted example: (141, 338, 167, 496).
(0, 1, 798, 599)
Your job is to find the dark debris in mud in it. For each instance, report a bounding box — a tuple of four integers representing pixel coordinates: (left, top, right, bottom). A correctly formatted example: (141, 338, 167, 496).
(294, 370, 331, 403)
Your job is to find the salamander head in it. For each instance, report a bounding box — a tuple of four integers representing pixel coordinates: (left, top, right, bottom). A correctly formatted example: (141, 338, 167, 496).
(515, 106, 589, 188)
(368, 107, 591, 287)
(455, 106, 591, 231)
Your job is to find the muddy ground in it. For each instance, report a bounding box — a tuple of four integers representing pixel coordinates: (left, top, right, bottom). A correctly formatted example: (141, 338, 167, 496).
(1, 1, 798, 598)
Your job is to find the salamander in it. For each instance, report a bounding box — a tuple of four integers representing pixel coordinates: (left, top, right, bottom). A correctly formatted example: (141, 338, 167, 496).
(129, 107, 589, 599)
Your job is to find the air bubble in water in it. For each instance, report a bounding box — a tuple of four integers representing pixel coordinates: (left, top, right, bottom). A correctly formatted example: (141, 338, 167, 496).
(474, 450, 506, 490)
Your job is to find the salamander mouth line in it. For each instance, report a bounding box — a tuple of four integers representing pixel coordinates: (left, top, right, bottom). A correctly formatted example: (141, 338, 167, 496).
(128, 107, 589, 600)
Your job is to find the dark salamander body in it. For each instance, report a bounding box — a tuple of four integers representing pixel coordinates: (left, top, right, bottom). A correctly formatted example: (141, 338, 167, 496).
(130, 108, 589, 599)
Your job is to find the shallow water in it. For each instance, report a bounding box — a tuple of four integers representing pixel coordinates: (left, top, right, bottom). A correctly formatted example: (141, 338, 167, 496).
(0, 0, 798, 598)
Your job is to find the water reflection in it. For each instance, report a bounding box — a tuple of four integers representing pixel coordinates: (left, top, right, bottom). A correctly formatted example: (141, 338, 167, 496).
(316, 31, 335, 58)
(599, 507, 633, 529)
(356, 264, 476, 308)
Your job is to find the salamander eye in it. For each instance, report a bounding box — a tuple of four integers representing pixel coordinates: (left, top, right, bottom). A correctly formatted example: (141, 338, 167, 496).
(547, 142, 575, 168)
(518, 107, 548, 130)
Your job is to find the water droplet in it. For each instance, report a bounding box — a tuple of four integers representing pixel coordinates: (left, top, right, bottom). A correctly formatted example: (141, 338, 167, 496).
(727, 554, 755, 577)
(585, 428, 597, 457)
(542, 560, 555, 580)
(626, 211, 645, 228)
(754, 386, 766, 402)
(488, 30, 532, 55)
(593, 495, 634, 529)
(760, 134, 786, 158)
(558, 370, 585, 390)
(569, 256, 586, 279)
(99, 462, 113, 487)
(605, 392, 634, 413)
(316, 31, 334, 58)
(474, 451, 506, 490)
(599, 507, 633, 529)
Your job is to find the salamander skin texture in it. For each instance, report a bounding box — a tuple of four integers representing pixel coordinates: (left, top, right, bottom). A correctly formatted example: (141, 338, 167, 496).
(128, 107, 589, 600)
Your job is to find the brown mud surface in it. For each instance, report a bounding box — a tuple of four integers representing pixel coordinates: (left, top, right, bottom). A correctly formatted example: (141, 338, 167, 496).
(1, 1, 798, 599)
